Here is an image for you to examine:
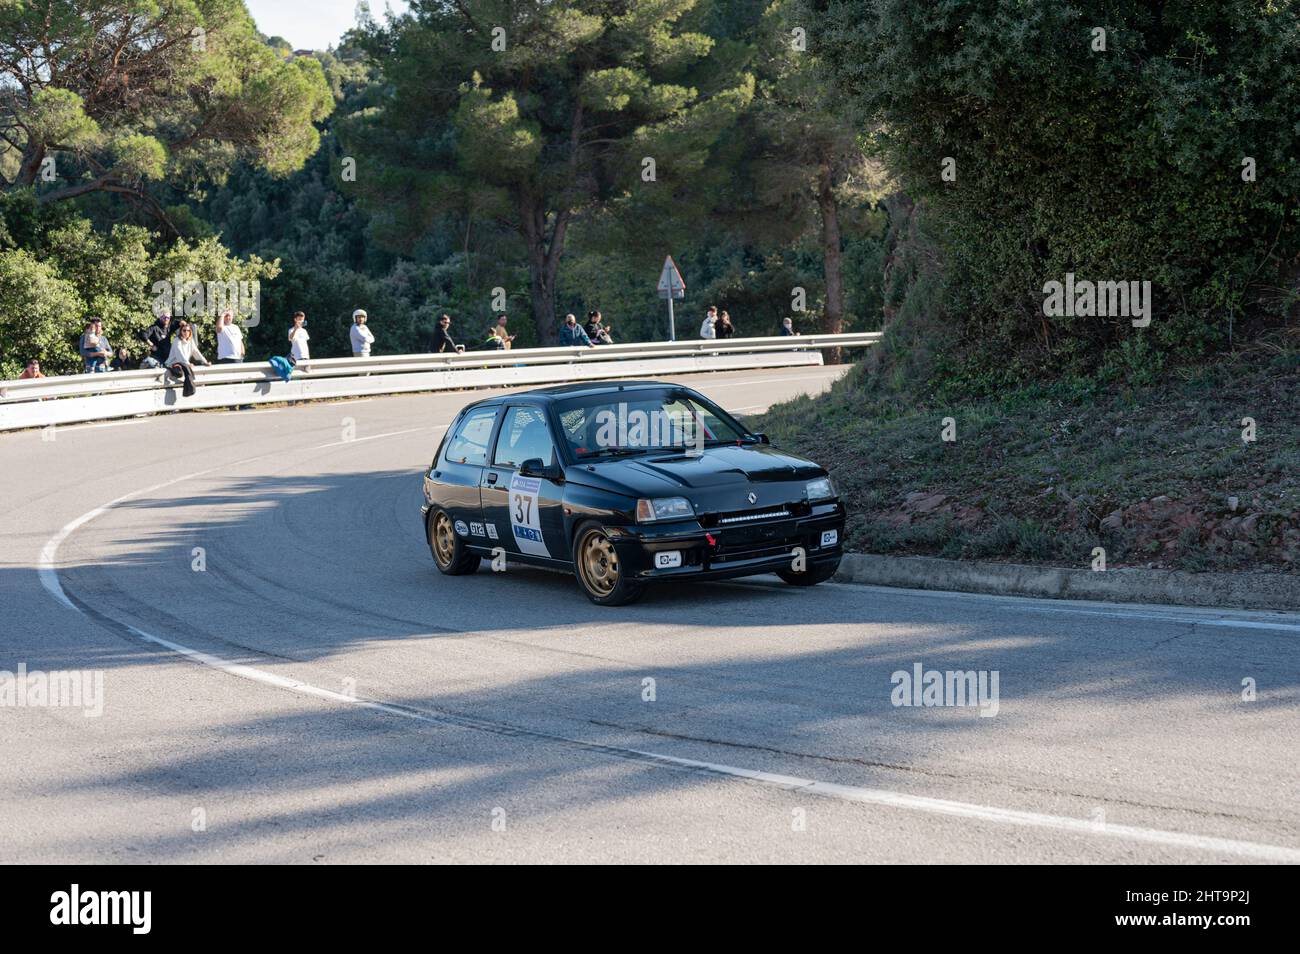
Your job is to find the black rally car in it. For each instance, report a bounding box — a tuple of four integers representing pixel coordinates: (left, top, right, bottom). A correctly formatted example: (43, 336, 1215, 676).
(421, 381, 845, 605)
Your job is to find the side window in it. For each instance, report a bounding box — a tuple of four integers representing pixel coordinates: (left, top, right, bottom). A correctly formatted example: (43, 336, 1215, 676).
(493, 405, 557, 469)
(442, 406, 498, 466)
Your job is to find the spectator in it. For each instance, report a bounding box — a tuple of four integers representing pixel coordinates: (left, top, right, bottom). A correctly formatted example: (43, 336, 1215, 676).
(479, 325, 506, 351)
(79, 320, 111, 372)
(217, 310, 245, 364)
(110, 347, 132, 372)
(716, 310, 735, 339)
(140, 314, 173, 368)
(165, 320, 210, 397)
(779, 316, 799, 336)
(495, 314, 515, 350)
(288, 311, 310, 364)
(350, 309, 375, 357)
(18, 359, 44, 379)
(699, 305, 718, 340)
(430, 314, 464, 353)
(559, 313, 593, 347)
(584, 310, 613, 345)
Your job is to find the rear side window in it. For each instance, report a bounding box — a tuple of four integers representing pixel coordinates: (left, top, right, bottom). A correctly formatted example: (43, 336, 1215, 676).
(442, 406, 498, 466)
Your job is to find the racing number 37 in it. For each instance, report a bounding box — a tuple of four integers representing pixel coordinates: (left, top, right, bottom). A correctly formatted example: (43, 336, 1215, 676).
(513, 493, 532, 524)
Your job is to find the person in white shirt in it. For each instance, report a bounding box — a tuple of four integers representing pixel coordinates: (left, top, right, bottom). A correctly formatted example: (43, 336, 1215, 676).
(350, 309, 375, 357)
(216, 310, 244, 363)
(165, 321, 210, 397)
(288, 311, 310, 363)
(699, 305, 718, 340)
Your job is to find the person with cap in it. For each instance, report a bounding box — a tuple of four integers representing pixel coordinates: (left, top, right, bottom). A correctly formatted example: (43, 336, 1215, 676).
(558, 313, 594, 347)
(350, 309, 375, 357)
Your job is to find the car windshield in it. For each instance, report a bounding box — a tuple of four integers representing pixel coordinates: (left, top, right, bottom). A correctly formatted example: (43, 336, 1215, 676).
(555, 389, 751, 459)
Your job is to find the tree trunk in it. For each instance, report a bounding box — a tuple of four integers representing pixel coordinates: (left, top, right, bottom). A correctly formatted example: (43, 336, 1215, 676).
(817, 185, 845, 363)
(520, 194, 571, 345)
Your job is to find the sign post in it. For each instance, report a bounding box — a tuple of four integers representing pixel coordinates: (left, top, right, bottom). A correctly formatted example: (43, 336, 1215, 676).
(656, 255, 686, 341)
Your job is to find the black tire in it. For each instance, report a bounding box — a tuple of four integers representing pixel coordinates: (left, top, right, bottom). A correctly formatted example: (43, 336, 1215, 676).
(777, 555, 840, 587)
(573, 522, 645, 606)
(428, 508, 481, 576)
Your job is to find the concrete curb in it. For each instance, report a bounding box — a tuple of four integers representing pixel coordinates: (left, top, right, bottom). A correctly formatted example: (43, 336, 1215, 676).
(836, 553, 1300, 611)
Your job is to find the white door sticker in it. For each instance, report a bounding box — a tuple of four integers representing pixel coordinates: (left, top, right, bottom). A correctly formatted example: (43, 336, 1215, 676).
(508, 474, 548, 557)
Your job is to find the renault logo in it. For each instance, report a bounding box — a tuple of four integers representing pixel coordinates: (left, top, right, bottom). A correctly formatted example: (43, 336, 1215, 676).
(747, 492, 757, 505)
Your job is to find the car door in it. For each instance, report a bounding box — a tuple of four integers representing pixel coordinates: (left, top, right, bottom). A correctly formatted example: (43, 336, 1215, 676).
(481, 404, 567, 562)
(431, 404, 500, 548)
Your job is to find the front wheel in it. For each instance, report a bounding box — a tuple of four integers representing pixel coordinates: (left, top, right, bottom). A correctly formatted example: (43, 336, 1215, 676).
(573, 523, 645, 606)
(777, 556, 840, 587)
(428, 508, 481, 575)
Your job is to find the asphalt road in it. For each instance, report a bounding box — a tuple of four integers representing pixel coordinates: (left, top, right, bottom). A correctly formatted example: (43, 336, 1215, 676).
(2, 363, 1298, 864)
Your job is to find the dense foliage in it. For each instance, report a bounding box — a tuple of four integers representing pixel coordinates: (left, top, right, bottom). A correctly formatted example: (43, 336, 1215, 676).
(819, 0, 1300, 392)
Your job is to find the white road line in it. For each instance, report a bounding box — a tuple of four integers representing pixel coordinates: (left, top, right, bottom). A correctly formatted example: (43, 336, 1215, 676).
(37, 459, 1300, 863)
(314, 425, 440, 449)
(849, 583, 1300, 634)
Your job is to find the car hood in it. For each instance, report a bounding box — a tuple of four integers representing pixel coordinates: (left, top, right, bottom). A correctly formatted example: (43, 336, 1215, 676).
(567, 444, 826, 505)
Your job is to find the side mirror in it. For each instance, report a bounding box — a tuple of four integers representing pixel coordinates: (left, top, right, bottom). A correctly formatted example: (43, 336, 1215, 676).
(519, 457, 563, 482)
(752, 432, 771, 445)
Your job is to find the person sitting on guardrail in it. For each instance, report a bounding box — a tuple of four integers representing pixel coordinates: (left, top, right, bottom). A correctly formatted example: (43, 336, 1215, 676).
(584, 310, 613, 345)
(165, 320, 210, 397)
(18, 359, 44, 379)
(779, 316, 799, 336)
(79, 320, 111, 373)
(288, 312, 310, 364)
(217, 310, 245, 364)
(699, 305, 718, 340)
(716, 310, 735, 339)
(140, 314, 173, 368)
(430, 314, 464, 354)
(559, 313, 594, 347)
(495, 314, 515, 350)
(350, 309, 375, 357)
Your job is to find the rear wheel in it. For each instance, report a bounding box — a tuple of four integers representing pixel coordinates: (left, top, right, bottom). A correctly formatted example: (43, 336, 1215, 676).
(777, 555, 840, 587)
(429, 508, 481, 575)
(573, 523, 645, 606)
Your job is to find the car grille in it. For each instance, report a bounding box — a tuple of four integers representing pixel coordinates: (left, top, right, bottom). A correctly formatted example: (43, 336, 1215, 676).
(701, 501, 808, 528)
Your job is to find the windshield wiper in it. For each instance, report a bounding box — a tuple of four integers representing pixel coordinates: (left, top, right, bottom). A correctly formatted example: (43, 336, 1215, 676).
(581, 446, 649, 459)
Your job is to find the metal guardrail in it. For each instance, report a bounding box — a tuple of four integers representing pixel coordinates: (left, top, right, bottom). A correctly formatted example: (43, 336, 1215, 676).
(0, 332, 880, 431)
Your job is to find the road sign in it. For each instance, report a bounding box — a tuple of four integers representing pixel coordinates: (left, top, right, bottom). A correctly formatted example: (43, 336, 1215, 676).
(657, 255, 685, 300)
(657, 255, 685, 341)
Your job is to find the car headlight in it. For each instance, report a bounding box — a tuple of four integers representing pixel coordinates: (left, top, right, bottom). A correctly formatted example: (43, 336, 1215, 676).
(636, 496, 694, 522)
(805, 477, 835, 501)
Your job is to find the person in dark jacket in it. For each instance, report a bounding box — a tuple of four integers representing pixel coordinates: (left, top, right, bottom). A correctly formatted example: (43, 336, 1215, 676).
(109, 347, 133, 371)
(779, 316, 799, 336)
(140, 314, 174, 368)
(430, 314, 464, 353)
(716, 310, 735, 339)
(584, 310, 613, 344)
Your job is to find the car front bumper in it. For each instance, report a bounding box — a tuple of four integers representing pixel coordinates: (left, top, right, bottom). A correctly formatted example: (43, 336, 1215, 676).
(609, 502, 846, 582)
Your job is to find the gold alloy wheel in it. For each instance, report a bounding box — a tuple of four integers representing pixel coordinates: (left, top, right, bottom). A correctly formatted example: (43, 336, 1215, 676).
(432, 511, 455, 568)
(578, 529, 620, 597)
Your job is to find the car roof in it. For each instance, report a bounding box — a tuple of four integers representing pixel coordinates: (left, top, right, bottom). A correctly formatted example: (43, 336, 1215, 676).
(463, 380, 687, 410)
